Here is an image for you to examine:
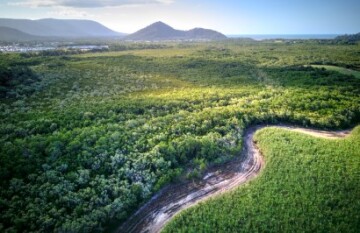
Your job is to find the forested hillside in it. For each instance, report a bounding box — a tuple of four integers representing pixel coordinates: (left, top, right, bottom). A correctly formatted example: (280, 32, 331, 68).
(0, 41, 359, 232)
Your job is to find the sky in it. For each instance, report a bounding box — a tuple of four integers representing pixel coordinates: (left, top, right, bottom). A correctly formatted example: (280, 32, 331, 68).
(0, 0, 359, 34)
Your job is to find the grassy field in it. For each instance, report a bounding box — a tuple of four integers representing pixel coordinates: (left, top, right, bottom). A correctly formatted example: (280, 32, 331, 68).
(311, 65, 360, 79)
(0, 41, 359, 232)
(163, 127, 360, 233)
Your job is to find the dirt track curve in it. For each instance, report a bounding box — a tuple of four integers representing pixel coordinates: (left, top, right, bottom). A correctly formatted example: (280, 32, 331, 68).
(116, 125, 350, 233)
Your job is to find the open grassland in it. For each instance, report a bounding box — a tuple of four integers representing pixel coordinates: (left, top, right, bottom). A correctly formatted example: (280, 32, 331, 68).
(0, 41, 359, 232)
(163, 126, 360, 233)
(311, 65, 360, 79)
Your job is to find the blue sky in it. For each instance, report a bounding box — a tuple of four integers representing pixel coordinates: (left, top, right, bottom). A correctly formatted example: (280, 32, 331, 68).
(0, 0, 359, 34)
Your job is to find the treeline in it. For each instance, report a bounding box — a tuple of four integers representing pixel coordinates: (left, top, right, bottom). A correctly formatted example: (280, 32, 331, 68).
(333, 32, 360, 44)
(108, 43, 170, 51)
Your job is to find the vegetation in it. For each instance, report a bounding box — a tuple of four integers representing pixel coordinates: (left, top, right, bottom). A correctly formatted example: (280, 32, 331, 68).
(0, 54, 40, 98)
(163, 127, 360, 232)
(333, 33, 360, 44)
(0, 40, 359, 232)
(310, 65, 360, 79)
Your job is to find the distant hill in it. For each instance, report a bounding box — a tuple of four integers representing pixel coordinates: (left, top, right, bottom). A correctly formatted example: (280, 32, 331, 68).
(0, 26, 43, 41)
(125, 21, 227, 41)
(0, 18, 125, 38)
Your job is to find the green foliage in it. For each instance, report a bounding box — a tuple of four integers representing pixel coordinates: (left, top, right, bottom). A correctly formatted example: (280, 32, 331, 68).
(163, 127, 360, 233)
(0, 54, 41, 98)
(0, 41, 359, 232)
(333, 33, 360, 45)
(311, 65, 360, 79)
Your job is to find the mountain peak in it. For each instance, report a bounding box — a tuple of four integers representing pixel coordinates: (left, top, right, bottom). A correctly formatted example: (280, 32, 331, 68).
(126, 21, 227, 41)
(147, 21, 174, 30)
(152, 21, 168, 26)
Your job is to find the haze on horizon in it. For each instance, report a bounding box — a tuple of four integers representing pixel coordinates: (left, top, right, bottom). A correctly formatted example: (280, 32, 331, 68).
(0, 0, 359, 35)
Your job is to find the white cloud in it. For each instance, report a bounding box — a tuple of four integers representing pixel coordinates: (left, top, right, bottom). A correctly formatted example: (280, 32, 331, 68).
(47, 7, 92, 17)
(9, 0, 174, 8)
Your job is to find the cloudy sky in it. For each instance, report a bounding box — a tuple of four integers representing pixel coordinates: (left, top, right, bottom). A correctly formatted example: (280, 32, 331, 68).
(0, 0, 359, 34)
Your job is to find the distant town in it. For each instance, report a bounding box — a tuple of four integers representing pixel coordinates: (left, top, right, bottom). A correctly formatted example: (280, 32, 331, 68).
(0, 43, 109, 53)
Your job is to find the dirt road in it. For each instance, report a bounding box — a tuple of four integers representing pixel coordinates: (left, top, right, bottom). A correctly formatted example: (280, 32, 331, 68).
(116, 125, 350, 233)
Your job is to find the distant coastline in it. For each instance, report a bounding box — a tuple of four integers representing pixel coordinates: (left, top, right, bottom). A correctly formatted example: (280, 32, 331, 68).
(227, 34, 340, 40)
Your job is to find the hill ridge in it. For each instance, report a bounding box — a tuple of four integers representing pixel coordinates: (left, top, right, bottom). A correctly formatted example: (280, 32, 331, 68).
(0, 18, 125, 38)
(0, 26, 43, 41)
(126, 21, 227, 41)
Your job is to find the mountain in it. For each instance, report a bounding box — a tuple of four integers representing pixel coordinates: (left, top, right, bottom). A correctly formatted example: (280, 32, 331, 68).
(0, 18, 125, 38)
(125, 21, 227, 41)
(0, 27, 43, 41)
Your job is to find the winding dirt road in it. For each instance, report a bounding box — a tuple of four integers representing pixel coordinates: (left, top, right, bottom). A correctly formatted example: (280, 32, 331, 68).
(116, 125, 350, 233)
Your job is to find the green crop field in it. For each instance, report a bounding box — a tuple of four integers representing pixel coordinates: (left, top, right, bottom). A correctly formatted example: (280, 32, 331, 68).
(0, 40, 360, 232)
(163, 127, 360, 232)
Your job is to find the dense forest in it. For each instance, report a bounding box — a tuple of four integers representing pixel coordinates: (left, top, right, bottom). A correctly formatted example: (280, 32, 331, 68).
(0, 40, 359, 232)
